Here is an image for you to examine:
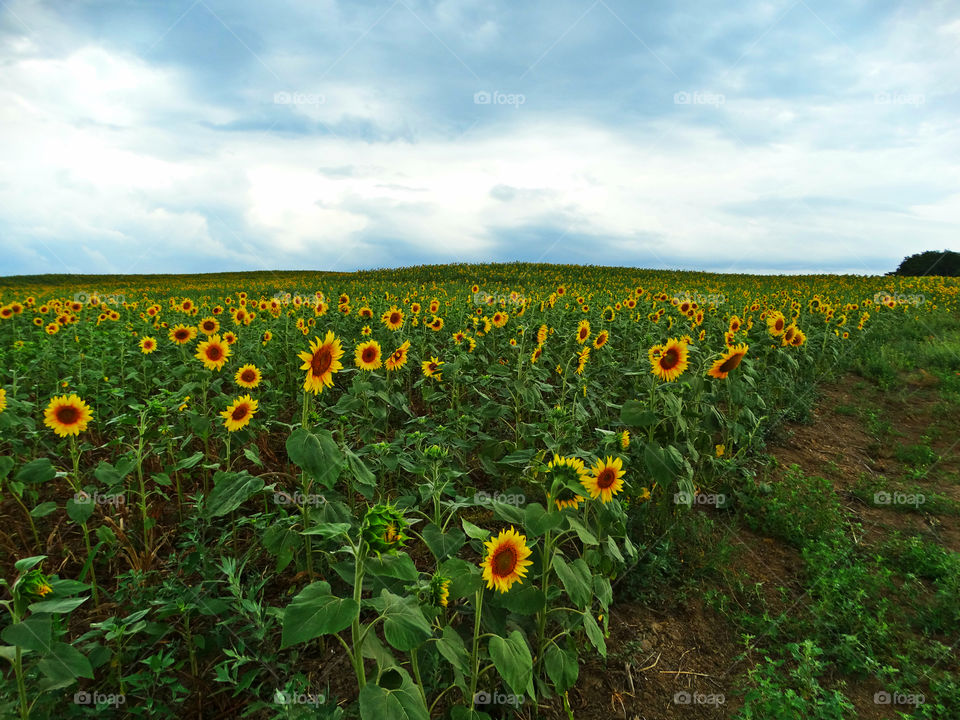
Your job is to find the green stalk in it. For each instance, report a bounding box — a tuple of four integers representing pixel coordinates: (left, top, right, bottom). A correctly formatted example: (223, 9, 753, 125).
(468, 588, 485, 707)
(351, 546, 367, 689)
(70, 436, 98, 605)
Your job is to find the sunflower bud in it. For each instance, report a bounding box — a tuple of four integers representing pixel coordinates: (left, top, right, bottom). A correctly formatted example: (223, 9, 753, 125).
(361, 504, 409, 555)
(429, 573, 451, 608)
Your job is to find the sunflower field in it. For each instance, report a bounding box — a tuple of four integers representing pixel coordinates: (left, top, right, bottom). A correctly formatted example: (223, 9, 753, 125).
(0, 263, 957, 719)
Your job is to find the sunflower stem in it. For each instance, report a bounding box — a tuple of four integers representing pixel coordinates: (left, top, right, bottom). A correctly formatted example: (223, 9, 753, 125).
(350, 544, 367, 689)
(468, 588, 484, 708)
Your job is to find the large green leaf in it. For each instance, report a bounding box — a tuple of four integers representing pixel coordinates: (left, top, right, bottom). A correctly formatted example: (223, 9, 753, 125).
(358, 667, 428, 720)
(372, 591, 432, 651)
(16, 458, 56, 485)
(1, 616, 52, 653)
(286, 428, 344, 489)
(205, 471, 264, 517)
(436, 625, 470, 677)
(28, 597, 88, 614)
(488, 631, 532, 697)
(523, 504, 563, 537)
(421, 523, 465, 561)
(552, 556, 592, 609)
(36, 641, 93, 683)
(620, 400, 657, 428)
(66, 496, 95, 525)
(544, 644, 579, 692)
(582, 612, 606, 657)
(280, 582, 358, 648)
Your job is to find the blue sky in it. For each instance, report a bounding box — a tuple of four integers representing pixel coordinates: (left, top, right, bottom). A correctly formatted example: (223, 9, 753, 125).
(0, 0, 957, 276)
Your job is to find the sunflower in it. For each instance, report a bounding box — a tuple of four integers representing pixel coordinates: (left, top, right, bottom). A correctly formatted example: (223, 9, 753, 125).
(429, 316, 444, 332)
(139, 337, 157, 354)
(576, 346, 590, 375)
(421, 356, 443, 380)
(223, 331, 238, 345)
(385, 340, 411, 371)
(707, 344, 748, 379)
(298, 332, 345, 394)
(576, 320, 591, 344)
(547, 455, 588, 510)
(382, 307, 404, 331)
(492, 311, 508, 328)
(593, 330, 609, 349)
(355, 340, 383, 370)
(361, 325, 372, 336)
(0, 388, 6, 414)
(620, 430, 630, 449)
(430, 573, 451, 608)
(480, 527, 533, 593)
(782, 324, 797, 346)
(169, 324, 196, 345)
(195, 334, 231, 371)
(530, 346, 543, 364)
(44, 394, 93, 437)
(262, 330, 273, 345)
(235, 364, 262, 388)
(198, 316, 220, 335)
(45, 322, 60, 335)
(581, 456, 626, 503)
(766, 312, 786, 337)
(649, 338, 689, 382)
(220, 394, 258, 432)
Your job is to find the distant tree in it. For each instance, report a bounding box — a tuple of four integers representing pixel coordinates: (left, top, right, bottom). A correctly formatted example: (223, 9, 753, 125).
(891, 250, 960, 276)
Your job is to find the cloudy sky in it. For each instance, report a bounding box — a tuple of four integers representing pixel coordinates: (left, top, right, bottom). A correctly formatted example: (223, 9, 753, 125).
(1, 0, 957, 276)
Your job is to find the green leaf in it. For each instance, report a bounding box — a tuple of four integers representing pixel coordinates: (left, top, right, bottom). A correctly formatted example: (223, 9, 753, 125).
(358, 667, 428, 720)
(66, 496, 95, 525)
(620, 400, 657, 428)
(552, 556, 592, 609)
(461, 519, 490, 540)
(300, 522, 352, 538)
(582, 612, 606, 657)
(346, 449, 377, 488)
(29, 501, 58, 518)
(365, 554, 419, 582)
(491, 501, 525, 525)
(497, 584, 545, 615)
(436, 625, 471, 677)
(441, 558, 483, 598)
(523, 503, 563, 537)
(594, 576, 613, 610)
(489, 631, 533, 697)
(174, 451, 205, 471)
(242, 446, 263, 468)
(205, 471, 264, 518)
(644, 443, 676, 486)
(421, 523, 465, 561)
(16, 458, 56, 485)
(0, 456, 14, 481)
(286, 428, 344, 489)
(373, 591, 432, 651)
(28, 596, 88, 614)
(565, 516, 598, 545)
(544, 645, 579, 692)
(14, 555, 46, 572)
(280, 582, 359, 648)
(1, 616, 52, 653)
(36, 641, 93, 682)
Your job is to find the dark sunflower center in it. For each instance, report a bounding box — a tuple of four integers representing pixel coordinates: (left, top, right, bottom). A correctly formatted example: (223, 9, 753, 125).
(390, 313, 400, 324)
(362, 347, 377, 362)
(231, 405, 248, 421)
(203, 322, 215, 331)
(175, 330, 188, 340)
(241, 370, 256, 382)
(719, 353, 744, 373)
(596, 468, 616, 489)
(311, 347, 333, 376)
(492, 547, 517, 576)
(775, 319, 784, 331)
(428, 363, 438, 372)
(660, 348, 680, 370)
(56, 405, 80, 425)
(206, 346, 222, 360)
